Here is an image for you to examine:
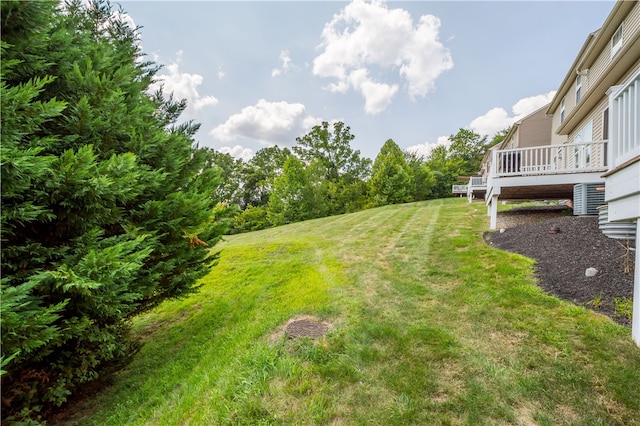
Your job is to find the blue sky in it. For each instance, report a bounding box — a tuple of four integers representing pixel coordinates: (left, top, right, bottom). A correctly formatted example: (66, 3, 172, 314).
(118, 0, 616, 161)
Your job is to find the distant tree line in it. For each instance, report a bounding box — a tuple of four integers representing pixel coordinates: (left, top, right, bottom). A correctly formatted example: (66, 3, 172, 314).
(211, 123, 506, 234)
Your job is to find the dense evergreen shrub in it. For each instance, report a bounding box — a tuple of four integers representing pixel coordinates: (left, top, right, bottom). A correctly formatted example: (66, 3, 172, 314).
(0, 1, 226, 421)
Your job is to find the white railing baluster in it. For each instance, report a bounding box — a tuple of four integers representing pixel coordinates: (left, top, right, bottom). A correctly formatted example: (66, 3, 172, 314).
(492, 141, 608, 177)
(610, 68, 640, 168)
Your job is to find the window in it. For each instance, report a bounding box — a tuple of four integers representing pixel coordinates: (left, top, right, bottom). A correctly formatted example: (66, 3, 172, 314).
(560, 97, 566, 123)
(611, 24, 623, 58)
(576, 75, 582, 103)
(574, 121, 593, 168)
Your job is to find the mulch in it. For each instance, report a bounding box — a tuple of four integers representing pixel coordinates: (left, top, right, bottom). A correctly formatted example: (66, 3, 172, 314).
(484, 210, 635, 326)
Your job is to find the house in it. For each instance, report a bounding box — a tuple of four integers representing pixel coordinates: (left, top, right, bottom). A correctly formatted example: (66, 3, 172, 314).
(460, 105, 552, 203)
(480, 0, 640, 345)
(499, 104, 553, 152)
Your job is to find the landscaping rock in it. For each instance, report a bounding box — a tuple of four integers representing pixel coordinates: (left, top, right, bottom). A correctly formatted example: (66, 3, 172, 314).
(585, 267, 598, 277)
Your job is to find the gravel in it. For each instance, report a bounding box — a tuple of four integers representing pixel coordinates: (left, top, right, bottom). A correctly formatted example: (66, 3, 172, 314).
(484, 212, 635, 326)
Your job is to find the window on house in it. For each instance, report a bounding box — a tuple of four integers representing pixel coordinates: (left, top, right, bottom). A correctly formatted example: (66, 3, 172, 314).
(576, 75, 582, 103)
(611, 24, 623, 58)
(560, 97, 566, 123)
(574, 121, 593, 168)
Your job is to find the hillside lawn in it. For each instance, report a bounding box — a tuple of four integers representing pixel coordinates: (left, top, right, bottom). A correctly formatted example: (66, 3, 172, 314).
(59, 198, 640, 425)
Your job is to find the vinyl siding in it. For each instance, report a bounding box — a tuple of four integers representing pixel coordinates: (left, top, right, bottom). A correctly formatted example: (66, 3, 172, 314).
(567, 97, 609, 169)
(586, 3, 640, 99)
(519, 108, 552, 147)
(502, 107, 551, 149)
(624, 2, 640, 47)
(568, 97, 609, 143)
(551, 112, 569, 146)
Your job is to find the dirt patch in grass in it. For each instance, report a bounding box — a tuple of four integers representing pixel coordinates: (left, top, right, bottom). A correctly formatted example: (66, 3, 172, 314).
(484, 214, 635, 326)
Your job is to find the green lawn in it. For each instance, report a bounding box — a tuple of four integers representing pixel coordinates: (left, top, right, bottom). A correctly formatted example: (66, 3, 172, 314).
(62, 198, 640, 425)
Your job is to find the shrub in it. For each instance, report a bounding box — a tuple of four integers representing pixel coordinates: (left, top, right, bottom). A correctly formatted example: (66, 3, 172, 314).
(0, 1, 226, 421)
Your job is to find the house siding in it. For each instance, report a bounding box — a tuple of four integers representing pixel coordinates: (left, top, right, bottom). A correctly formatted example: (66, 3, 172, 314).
(568, 97, 608, 143)
(589, 4, 640, 88)
(624, 3, 640, 46)
(566, 98, 608, 169)
(519, 108, 552, 147)
(550, 114, 569, 145)
(549, 2, 640, 143)
(564, 64, 640, 165)
(502, 106, 552, 150)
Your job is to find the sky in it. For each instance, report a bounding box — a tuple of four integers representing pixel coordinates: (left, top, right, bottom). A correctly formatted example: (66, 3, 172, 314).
(117, 0, 616, 161)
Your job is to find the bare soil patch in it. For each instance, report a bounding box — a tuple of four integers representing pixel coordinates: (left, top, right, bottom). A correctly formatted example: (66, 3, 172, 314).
(484, 210, 635, 326)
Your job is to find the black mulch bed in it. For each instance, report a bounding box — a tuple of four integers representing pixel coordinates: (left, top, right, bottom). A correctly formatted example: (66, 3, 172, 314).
(484, 215, 635, 326)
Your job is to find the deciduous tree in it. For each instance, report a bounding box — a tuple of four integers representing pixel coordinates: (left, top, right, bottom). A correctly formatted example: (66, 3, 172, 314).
(267, 157, 329, 225)
(293, 121, 371, 214)
(447, 128, 488, 176)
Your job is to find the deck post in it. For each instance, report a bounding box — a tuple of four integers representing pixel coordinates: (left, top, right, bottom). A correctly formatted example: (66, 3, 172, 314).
(489, 195, 498, 230)
(633, 219, 640, 347)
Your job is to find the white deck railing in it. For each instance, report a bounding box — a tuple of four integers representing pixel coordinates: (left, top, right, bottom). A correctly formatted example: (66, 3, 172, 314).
(469, 176, 487, 188)
(489, 141, 608, 178)
(609, 67, 640, 169)
(452, 184, 468, 194)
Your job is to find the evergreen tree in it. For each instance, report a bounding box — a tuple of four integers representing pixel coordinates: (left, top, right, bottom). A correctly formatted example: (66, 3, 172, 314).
(370, 139, 415, 206)
(1, 1, 225, 420)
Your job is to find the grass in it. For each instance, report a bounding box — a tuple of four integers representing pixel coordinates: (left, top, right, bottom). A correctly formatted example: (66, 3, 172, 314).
(496, 200, 572, 212)
(61, 198, 640, 425)
(614, 297, 633, 320)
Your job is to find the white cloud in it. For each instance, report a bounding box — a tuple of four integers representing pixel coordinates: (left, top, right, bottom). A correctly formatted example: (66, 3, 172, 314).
(348, 68, 399, 114)
(405, 135, 450, 159)
(210, 99, 321, 146)
(470, 91, 556, 136)
(219, 145, 254, 162)
(469, 108, 513, 137)
(313, 0, 453, 114)
(149, 51, 219, 113)
(511, 92, 555, 117)
(272, 50, 300, 77)
(217, 67, 226, 80)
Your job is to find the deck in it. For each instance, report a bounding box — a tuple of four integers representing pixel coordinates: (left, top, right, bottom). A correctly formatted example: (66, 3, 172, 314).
(486, 140, 608, 201)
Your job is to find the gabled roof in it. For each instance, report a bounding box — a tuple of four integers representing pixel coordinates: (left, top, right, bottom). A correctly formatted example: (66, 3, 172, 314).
(547, 0, 636, 115)
(496, 103, 551, 150)
(546, 30, 599, 115)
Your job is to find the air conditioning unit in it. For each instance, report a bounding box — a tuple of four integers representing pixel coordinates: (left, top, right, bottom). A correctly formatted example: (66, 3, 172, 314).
(573, 183, 605, 215)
